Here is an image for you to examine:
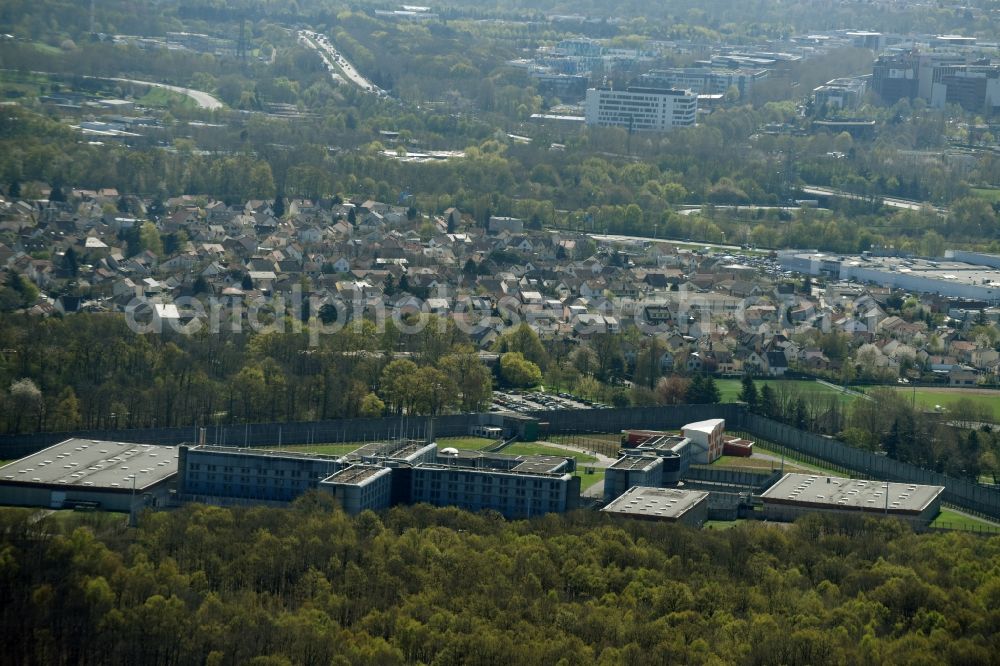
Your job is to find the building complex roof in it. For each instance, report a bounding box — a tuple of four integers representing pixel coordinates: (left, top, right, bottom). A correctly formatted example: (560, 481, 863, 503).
(0, 439, 178, 491)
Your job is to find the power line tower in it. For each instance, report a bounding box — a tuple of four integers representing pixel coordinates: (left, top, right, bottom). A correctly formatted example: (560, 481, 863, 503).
(236, 16, 248, 63)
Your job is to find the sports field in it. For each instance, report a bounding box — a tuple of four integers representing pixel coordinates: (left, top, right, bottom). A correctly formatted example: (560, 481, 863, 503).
(716, 378, 858, 405)
(894, 387, 1000, 421)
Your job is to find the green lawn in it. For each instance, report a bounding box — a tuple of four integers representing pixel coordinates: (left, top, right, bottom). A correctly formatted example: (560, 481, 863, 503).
(704, 519, 747, 530)
(971, 187, 1000, 203)
(503, 443, 597, 465)
(751, 445, 846, 476)
(275, 444, 362, 457)
(436, 436, 497, 450)
(895, 387, 1000, 421)
(138, 86, 198, 109)
(717, 379, 857, 405)
(931, 508, 1000, 532)
(576, 467, 605, 492)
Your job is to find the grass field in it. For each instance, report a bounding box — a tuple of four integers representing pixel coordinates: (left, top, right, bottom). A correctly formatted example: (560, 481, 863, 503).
(971, 187, 1000, 203)
(716, 379, 857, 405)
(895, 387, 1000, 421)
(931, 508, 1000, 531)
(138, 86, 198, 109)
(276, 443, 362, 456)
(436, 436, 497, 450)
(503, 443, 598, 465)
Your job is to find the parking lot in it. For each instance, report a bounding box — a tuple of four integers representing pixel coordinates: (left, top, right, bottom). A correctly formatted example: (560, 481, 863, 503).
(491, 390, 606, 414)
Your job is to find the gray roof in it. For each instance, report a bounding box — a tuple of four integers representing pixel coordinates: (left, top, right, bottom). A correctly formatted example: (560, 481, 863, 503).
(602, 486, 709, 519)
(760, 473, 944, 514)
(0, 439, 178, 491)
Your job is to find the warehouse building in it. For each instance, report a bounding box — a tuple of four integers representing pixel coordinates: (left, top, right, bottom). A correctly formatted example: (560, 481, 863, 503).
(759, 473, 944, 525)
(778, 251, 1000, 302)
(602, 486, 709, 527)
(0, 439, 178, 512)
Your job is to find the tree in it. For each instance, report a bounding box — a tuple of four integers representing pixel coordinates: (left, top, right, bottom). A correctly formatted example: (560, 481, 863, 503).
(380, 359, 420, 414)
(242, 273, 254, 291)
(51, 387, 81, 430)
(62, 246, 79, 277)
(759, 384, 777, 418)
(500, 352, 542, 388)
(655, 375, 690, 405)
(273, 191, 285, 218)
(9, 378, 42, 432)
(738, 375, 758, 408)
(494, 324, 549, 370)
(360, 393, 384, 417)
(440, 351, 493, 411)
(192, 275, 209, 295)
(634, 338, 668, 389)
(139, 222, 164, 257)
(318, 303, 339, 325)
(414, 366, 457, 415)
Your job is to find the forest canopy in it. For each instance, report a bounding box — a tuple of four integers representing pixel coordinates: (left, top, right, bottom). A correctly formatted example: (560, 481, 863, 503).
(0, 500, 997, 665)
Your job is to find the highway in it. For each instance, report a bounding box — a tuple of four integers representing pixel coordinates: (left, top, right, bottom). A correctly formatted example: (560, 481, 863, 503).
(799, 185, 949, 215)
(299, 30, 384, 95)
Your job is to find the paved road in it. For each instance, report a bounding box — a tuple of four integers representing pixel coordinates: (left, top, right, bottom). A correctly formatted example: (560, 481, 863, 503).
(589, 232, 745, 252)
(800, 185, 949, 215)
(299, 30, 383, 95)
(108, 78, 224, 110)
(0, 69, 224, 110)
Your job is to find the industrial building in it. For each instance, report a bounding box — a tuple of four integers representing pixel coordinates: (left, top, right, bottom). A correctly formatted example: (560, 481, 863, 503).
(602, 486, 709, 526)
(759, 473, 944, 526)
(584, 87, 697, 131)
(0, 439, 178, 512)
(778, 251, 1000, 302)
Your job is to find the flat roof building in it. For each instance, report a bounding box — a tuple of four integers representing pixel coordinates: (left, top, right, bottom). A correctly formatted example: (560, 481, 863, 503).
(759, 473, 944, 525)
(778, 251, 1000, 302)
(410, 463, 580, 519)
(585, 87, 697, 131)
(319, 464, 393, 515)
(602, 486, 709, 527)
(0, 439, 178, 512)
(604, 455, 664, 502)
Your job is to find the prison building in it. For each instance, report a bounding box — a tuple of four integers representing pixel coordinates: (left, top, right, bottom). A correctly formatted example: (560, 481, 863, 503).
(759, 473, 944, 526)
(0, 439, 178, 512)
(409, 464, 580, 520)
(602, 486, 710, 527)
(178, 445, 344, 504)
(682, 418, 726, 464)
(318, 464, 393, 515)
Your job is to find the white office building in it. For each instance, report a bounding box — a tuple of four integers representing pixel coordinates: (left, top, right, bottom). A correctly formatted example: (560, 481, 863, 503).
(585, 87, 697, 131)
